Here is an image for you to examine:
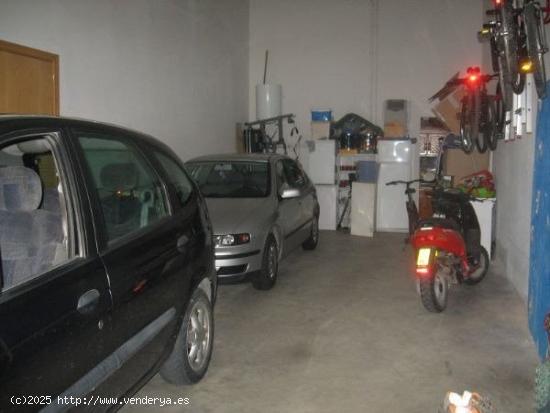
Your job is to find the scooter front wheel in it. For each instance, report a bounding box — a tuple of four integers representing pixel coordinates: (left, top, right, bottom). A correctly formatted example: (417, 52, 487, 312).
(419, 268, 448, 313)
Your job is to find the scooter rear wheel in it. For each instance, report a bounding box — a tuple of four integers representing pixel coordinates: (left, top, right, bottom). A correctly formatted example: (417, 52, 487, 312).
(464, 246, 489, 285)
(419, 268, 448, 313)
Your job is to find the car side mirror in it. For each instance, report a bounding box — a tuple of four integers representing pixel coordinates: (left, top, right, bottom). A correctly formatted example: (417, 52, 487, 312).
(280, 188, 300, 199)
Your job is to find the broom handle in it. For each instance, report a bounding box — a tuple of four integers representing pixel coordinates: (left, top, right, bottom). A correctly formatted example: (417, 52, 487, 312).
(263, 50, 269, 85)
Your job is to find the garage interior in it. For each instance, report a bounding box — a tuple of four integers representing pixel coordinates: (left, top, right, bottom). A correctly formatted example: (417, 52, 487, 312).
(0, 0, 549, 412)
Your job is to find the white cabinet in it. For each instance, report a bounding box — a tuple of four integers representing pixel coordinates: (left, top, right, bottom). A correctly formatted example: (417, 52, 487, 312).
(376, 140, 413, 232)
(315, 184, 338, 230)
(351, 182, 376, 237)
(471, 198, 496, 258)
(307, 140, 337, 184)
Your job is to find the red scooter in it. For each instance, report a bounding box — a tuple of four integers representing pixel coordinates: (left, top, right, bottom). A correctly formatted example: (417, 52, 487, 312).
(387, 135, 490, 312)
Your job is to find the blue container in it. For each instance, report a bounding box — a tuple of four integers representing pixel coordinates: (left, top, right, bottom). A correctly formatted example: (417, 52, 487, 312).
(311, 110, 332, 122)
(356, 161, 379, 183)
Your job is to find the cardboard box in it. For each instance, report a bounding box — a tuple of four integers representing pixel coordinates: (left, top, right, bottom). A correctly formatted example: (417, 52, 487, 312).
(432, 87, 465, 134)
(311, 121, 331, 139)
(383, 122, 407, 138)
(384, 99, 409, 127)
(443, 147, 490, 184)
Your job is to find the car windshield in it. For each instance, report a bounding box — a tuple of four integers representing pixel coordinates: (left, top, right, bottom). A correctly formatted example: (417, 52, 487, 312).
(186, 161, 270, 198)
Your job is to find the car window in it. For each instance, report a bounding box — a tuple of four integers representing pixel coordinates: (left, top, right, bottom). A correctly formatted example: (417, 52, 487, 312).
(0, 136, 74, 290)
(77, 134, 168, 243)
(276, 160, 286, 193)
(153, 151, 194, 207)
(282, 159, 306, 188)
(186, 161, 270, 198)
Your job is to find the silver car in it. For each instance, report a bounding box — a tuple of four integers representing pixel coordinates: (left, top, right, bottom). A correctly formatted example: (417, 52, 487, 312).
(186, 154, 319, 290)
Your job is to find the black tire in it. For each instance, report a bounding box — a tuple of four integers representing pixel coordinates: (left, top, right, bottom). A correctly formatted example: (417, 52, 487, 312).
(479, 95, 496, 153)
(160, 288, 214, 385)
(302, 216, 319, 250)
(500, 1, 521, 94)
(513, 17, 527, 95)
(498, 52, 515, 111)
(419, 267, 448, 313)
(252, 234, 278, 290)
(524, 1, 548, 98)
(490, 36, 500, 73)
(476, 97, 489, 154)
(494, 81, 506, 146)
(460, 95, 476, 154)
(464, 246, 490, 285)
(512, 72, 527, 95)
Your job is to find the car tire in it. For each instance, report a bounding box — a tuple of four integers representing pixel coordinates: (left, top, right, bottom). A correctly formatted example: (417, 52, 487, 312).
(302, 216, 319, 250)
(160, 288, 214, 385)
(252, 234, 278, 291)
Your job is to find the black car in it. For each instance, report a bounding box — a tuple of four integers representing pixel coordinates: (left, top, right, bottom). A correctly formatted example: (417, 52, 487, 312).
(0, 116, 216, 412)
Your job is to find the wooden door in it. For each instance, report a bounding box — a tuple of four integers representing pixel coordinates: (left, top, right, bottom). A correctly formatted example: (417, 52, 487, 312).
(0, 39, 59, 115)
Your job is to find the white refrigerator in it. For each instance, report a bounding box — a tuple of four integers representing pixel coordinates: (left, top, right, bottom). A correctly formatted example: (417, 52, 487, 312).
(306, 140, 337, 184)
(376, 140, 413, 232)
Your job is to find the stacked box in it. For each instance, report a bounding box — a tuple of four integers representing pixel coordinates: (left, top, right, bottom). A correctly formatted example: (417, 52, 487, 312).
(383, 99, 409, 138)
(311, 121, 331, 139)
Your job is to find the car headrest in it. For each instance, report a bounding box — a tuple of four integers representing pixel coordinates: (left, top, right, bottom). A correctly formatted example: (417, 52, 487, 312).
(0, 166, 43, 212)
(100, 163, 138, 192)
(207, 169, 244, 185)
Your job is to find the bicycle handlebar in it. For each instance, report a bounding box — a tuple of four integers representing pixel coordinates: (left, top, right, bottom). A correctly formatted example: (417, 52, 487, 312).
(386, 178, 434, 186)
(446, 74, 498, 87)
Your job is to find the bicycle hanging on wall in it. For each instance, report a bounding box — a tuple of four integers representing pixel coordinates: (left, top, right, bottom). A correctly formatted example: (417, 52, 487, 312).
(447, 67, 500, 154)
(480, 0, 548, 102)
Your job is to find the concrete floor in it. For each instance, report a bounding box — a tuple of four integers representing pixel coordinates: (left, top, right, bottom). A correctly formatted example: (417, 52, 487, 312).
(128, 231, 538, 412)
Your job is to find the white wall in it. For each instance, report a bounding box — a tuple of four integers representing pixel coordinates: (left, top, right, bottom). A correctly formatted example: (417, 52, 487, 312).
(249, 0, 376, 146)
(376, 0, 483, 140)
(492, 136, 535, 300)
(249, 0, 482, 144)
(0, 0, 249, 161)
(480, 0, 545, 300)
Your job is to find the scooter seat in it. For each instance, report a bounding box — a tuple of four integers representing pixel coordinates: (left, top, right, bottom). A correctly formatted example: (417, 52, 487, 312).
(418, 218, 460, 232)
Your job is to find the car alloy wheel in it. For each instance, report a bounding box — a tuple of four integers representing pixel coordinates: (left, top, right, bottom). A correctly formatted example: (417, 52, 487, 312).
(312, 217, 319, 244)
(186, 298, 212, 373)
(267, 242, 278, 279)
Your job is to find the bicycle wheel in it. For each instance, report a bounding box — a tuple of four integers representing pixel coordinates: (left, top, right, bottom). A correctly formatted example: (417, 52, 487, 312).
(524, 1, 548, 98)
(490, 36, 501, 73)
(481, 94, 497, 152)
(471, 91, 482, 153)
(493, 81, 506, 147)
(460, 95, 475, 154)
(513, 71, 527, 94)
(497, 44, 515, 111)
(500, 1, 522, 94)
(513, 17, 527, 94)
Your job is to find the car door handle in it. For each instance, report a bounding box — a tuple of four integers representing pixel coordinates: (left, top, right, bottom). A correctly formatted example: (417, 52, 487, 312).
(177, 234, 190, 253)
(77, 289, 100, 315)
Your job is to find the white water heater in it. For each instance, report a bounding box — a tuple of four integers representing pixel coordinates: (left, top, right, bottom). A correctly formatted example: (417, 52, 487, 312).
(255, 84, 282, 120)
